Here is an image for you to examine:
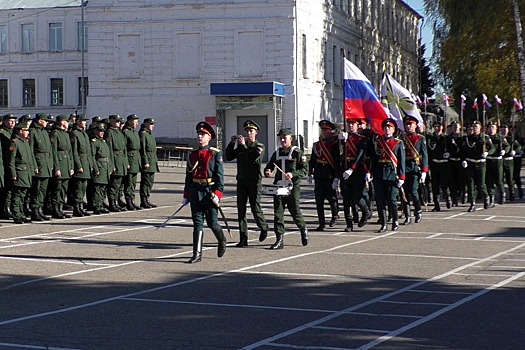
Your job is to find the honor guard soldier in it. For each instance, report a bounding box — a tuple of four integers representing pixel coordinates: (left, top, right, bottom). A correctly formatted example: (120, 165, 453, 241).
(9, 122, 37, 224)
(264, 128, 309, 249)
(499, 124, 521, 201)
(338, 118, 370, 232)
(0, 114, 17, 219)
(139, 118, 159, 208)
(70, 115, 94, 217)
(371, 118, 405, 233)
(510, 126, 524, 198)
(123, 114, 142, 211)
(105, 115, 128, 212)
(485, 121, 508, 206)
(400, 116, 428, 224)
(90, 123, 113, 214)
(29, 113, 53, 221)
(461, 120, 496, 212)
(182, 121, 226, 264)
(308, 120, 340, 231)
(225, 119, 269, 247)
(427, 121, 452, 211)
(448, 121, 466, 206)
(50, 115, 74, 219)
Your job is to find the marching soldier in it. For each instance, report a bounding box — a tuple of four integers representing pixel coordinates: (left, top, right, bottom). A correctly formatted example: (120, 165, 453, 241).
(29, 113, 53, 221)
(511, 127, 525, 199)
(139, 118, 159, 208)
(9, 122, 37, 224)
(371, 118, 405, 233)
(461, 120, 496, 212)
(338, 119, 370, 232)
(448, 121, 466, 206)
(500, 125, 522, 201)
(427, 121, 451, 211)
(123, 114, 142, 211)
(308, 120, 340, 231)
(182, 121, 226, 264)
(70, 115, 94, 216)
(400, 116, 428, 224)
(264, 128, 309, 249)
(0, 114, 17, 219)
(90, 124, 113, 214)
(485, 122, 508, 206)
(225, 120, 269, 247)
(105, 115, 128, 212)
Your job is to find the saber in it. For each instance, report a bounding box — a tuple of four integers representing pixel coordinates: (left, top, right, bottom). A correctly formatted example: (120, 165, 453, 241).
(156, 202, 188, 230)
(216, 200, 233, 238)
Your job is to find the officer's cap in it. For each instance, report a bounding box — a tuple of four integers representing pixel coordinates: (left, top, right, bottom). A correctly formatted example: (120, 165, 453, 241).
(47, 115, 56, 123)
(243, 120, 259, 131)
(346, 118, 359, 125)
(56, 114, 69, 123)
(2, 114, 16, 121)
(92, 116, 102, 123)
(76, 114, 87, 121)
(13, 122, 29, 131)
(450, 120, 460, 125)
(381, 118, 397, 131)
(109, 114, 121, 121)
(487, 120, 498, 127)
(432, 120, 442, 127)
(144, 118, 155, 124)
(95, 123, 106, 131)
(277, 128, 293, 137)
(18, 114, 32, 122)
(35, 113, 50, 121)
(319, 120, 335, 130)
(196, 121, 215, 139)
(101, 118, 109, 124)
(127, 114, 139, 121)
(471, 120, 482, 127)
(403, 116, 418, 125)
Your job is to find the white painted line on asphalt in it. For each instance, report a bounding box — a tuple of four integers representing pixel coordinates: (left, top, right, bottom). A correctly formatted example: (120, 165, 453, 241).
(348, 311, 421, 319)
(410, 289, 473, 295)
(243, 270, 422, 283)
(0, 342, 82, 350)
(453, 272, 515, 277)
(443, 212, 467, 220)
(474, 235, 487, 240)
(313, 325, 390, 334)
(379, 300, 450, 306)
(331, 252, 479, 261)
(0, 255, 113, 266)
(484, 215, 496, 220)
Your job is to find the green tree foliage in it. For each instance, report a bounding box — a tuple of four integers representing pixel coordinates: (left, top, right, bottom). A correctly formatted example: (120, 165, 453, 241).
(419, 44, 435, 97)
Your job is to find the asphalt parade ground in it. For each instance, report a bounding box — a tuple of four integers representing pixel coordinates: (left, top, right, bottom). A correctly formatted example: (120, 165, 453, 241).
(1, 162, 525, 350)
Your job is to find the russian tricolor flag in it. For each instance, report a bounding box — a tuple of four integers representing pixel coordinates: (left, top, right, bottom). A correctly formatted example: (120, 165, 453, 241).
(343, 58, 387, 134)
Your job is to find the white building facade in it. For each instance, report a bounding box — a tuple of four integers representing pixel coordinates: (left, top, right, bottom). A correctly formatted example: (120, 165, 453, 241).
(0, 0, 421, 152)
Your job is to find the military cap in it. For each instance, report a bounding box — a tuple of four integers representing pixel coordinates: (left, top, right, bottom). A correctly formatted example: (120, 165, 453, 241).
(432, 120, 442, 127)
(450, 120, 459, 125)
(47, 115, 56, 123)
(34, 113, 49, 121)
(277, 128, 293, 136)
(403, 116, 418, 125)
(56, 114, 69, 123)
(127, 114, 139, 121)
(500, 124, 509, 129)
(76, 114, 87, 121)
(118, 115, 125, 123)
(69, 113, 77, 120)
(346, 118, 359, 124)
(18, 114, 32, 122)
(471, 120, 482, 126)
(2, 114, 16, 121)
(13, 122, 29, 131)
(108, 114, 120, 121)
(243, 120, 259, 131)
(144, 118, 155, 124)
(381, 118, 397, 131)
(358, 118, 367, 125)
(319, 120, 335, 130)
(196, 121, 215, 139)
(101, 118, 109, 125)
(92, 116, 102, 123)
(94, 123, 106, 131)
(487, 120, 498, 126)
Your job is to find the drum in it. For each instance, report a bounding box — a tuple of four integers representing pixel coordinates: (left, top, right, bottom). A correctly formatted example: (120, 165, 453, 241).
(262, 180, 293, 196)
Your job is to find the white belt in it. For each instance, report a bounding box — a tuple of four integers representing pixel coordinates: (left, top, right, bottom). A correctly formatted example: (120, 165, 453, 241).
(466, 158, 486, 163)
(449, 158, 461, 161)
(486, 156, 502, 160)
(504, 157, 514, 160)
(432, 159, 448, 163)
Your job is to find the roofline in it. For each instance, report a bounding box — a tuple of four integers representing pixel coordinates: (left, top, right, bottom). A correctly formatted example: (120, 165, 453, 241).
(399, 0, 423, 20)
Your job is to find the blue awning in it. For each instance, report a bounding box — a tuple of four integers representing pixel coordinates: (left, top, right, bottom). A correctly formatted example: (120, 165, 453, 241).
(210, 82, 284, 97)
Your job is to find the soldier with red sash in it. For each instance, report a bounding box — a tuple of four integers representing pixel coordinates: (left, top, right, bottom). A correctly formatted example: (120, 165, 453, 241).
(400, 116, 428, 225)
(371, 118, 405, 233)
(338, 118, 370, 232)
(182, 121, 226, 264)
(307, 120, 340, 231)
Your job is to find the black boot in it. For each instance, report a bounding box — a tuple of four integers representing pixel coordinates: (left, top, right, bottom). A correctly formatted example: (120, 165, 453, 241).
(118, 197, 127, 209)
(259, 228, 268, 242)
(300, 228, 309, 246)
(80, 203, 91, 216)
(270, 234, 284, 250)
(236, 232, 248, 247)
(415, 210, 422, 223)
(140, 197, 151, 209)
(344, 219, 353, 232)
(357, 201, 369, 228)
(126, 198, 136, 211)
(329, 201, 338, 227)
(187, 231, 203, 263)
(146, 198, 157, 208)
(446, 196, 452, 209)
(131, 198, 142, 210)
(402, 203, 411, 225)
(60, 203, 72, 218)
(38, 208, 51, 221)
(468, 202, 476, 212)
(109, 198, 121, 212)
(431, 198, 441, 212)
(377, 209, 387, 233)
(73, 203, 84, 217)
(213, 229, 226, 257)
(498, 190, 505, 205)
(391, 208, 399, 231)
(52, 204, 65, 219)
(31, 210, 44, 222)
(485, 196, 493, 209)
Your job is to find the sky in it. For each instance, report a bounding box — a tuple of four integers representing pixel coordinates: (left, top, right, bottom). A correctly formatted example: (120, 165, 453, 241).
(403, 0, 433, 57)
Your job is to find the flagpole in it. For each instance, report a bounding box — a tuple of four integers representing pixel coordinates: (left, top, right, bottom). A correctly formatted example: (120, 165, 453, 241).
(460, 98, 464, 137)
(496, 103, 500, 126)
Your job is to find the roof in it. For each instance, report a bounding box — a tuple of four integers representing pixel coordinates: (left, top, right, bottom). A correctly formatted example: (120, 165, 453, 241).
(0, 0, 78, 10)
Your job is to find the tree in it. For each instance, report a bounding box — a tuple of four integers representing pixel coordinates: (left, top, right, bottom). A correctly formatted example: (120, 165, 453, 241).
(418, 44, 435, 97)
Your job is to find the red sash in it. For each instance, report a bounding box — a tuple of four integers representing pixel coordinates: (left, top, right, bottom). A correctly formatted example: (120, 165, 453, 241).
(317, 139, 336, 170)
(378, 137, 398, 168)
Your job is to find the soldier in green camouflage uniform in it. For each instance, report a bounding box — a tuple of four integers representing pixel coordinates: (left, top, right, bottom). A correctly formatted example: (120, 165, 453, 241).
(123, 114, 142, 211)
(499, 124, 522, 201)
(139, 118, 159, 208)
(105, 115, 128, 212)
(50, 115, 74, 219)
(70, 115, 94, 216)
(0, 114, 16, 219)
(485, 122, 509, 206)
(91, 124, 113, 214)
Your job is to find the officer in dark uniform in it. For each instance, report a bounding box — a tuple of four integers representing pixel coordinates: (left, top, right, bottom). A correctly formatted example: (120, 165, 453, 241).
(371, 118, 405, 233)
(0, 114, 17, 219)
(461, 120, 496, 212)
(400, 116, 428, 224)
(308, 120, 340, 231)
(264, 128, 309, 249)
(448, 121, 466, 206)
(29, 113, 53, 221)
(499, 124, 521, 201)
(70, 114, 94, 216)
(139, 118, 159, 208)
(90, 123, 113, 214)
(427, 121, 451, 211)
(122, 114, 142, 211)
(225, 119, 269, 247)
(105, 114, 128, 212)
(8, 122, 37, 224)
(485, 121, 508, 206)
(182, 121, 226, 264)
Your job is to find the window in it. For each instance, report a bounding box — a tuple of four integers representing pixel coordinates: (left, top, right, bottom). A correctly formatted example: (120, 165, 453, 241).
(49, 23, 63, 51)
(0, 26, 6, 53)
(301, 34, 307, 79)
(23, 79, 35, 107)
(0, 80, 8, 107)
(78, 77, 89, 106)
(77, 21, 88, 51)
(51, 78, 63, 106)
(21, 24, 35, 53)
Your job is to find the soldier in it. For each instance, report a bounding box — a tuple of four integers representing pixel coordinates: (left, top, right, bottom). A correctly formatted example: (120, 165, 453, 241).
(264, 128, 309, 249)
(70, 114, 94, 216)
(499, 124, 521, 201)
(427, 121, 451, 211)
(448, 121, 466, 206)
(400, 116, 428, 225)
(461, 120, 496, 212)
(105, 114, 128, 212)
(90, 123, 112, 214)
(50, 115, 74, 219)
(123, 114, 142, 211)
(371, 118, 405, 233)
(308, 120, 340, 231)
(139, 118, 159, 208)
(29, 113, 53, 221)
(511, 127, 524, 198)
(0, 114, 17, 219)
(225, 120, 269, 247)
(182, 121, 226, 264)
(86, 116, 103, 209)
(338, 119, 370, 232)
(485, 122, 508, 206)
(8, 122, 37, 224)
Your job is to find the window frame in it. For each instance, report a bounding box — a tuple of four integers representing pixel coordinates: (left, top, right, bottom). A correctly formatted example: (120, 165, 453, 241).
(22, 79, 36, 107)
(50, 78, 64, 106)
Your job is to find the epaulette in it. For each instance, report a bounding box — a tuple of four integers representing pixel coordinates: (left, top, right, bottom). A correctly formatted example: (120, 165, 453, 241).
(210, 147, 220, 152)
(91, 138, 96, 142)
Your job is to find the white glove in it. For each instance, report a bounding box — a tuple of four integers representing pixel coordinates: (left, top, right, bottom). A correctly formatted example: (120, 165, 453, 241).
(211, 195, 220, 206)
(510, 150, 516, 156)
(181, 198, 189, 206)
(420, 172, 427, 183)
(332, 178, 339, 190)
(461, 160, 468, 168)
(396, 179, 405, 188)
(306, 175, 313, 184)
(365, 173, 372, 183)
(443, 152, 450, 159)
(342, 168, 353, 180)
(338, 132, 348, 141)
(482, 152, 488, 158)
(500, 150, 506, 156)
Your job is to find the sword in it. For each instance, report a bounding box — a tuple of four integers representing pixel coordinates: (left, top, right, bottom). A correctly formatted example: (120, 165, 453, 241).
(156, 202, 189, 230)
(206, 180, 233, 239)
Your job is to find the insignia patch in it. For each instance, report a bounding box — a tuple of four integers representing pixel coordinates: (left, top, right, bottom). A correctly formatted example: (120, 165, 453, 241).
(257, 147, 263, 154)
(301, 156, 307, 163)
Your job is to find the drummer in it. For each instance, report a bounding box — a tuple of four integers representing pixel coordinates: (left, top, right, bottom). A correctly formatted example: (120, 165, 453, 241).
(264, 128, 309, 250)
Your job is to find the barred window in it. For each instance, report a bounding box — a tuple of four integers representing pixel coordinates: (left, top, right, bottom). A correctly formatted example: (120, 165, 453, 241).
(23, 79, 35, 107)
(51, 78, 63, 106)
